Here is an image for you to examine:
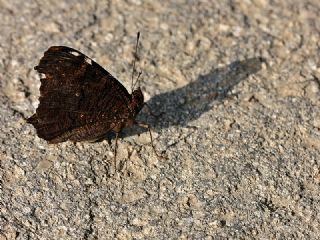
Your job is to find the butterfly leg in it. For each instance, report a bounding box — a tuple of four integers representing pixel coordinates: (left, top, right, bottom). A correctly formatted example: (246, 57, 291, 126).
(114, 132, 119, 172)
(136, 123, 167, 159)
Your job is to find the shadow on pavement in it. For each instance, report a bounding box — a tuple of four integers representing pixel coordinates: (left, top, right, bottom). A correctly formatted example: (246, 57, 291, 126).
(119, 57, 265, 139)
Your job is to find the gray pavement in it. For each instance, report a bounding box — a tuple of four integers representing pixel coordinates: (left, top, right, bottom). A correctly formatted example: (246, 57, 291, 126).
(0, 0, 319, 239)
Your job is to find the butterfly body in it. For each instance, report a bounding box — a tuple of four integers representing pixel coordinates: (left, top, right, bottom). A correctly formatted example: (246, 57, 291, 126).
(28, 46, 144, 143)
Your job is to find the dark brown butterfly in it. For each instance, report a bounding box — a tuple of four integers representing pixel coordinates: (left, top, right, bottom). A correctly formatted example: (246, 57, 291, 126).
(28, 33, 160, 165)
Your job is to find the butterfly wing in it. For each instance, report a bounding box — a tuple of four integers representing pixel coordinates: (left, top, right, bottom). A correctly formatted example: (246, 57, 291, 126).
(28, 46, 132, 143)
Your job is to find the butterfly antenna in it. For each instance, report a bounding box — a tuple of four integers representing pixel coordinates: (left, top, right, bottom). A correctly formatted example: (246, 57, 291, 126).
(133, 71, 142, 90)
(131, 32, 140, 93)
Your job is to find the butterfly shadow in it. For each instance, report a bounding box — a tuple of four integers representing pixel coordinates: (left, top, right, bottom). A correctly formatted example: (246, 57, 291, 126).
(105, 57, 265, 141)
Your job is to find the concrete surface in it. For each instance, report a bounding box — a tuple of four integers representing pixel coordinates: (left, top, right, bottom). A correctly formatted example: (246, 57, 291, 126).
(0, 0, 319, 239)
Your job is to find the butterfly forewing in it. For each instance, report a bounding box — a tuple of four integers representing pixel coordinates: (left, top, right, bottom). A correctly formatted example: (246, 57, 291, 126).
(28, 46, 133, 143)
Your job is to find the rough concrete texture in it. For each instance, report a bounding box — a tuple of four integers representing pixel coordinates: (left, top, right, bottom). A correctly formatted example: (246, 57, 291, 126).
(0, 0, 319, 239)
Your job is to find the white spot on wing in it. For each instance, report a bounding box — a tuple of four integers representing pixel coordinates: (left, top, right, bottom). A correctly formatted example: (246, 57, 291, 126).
(70, 51, 80, 56)
(85, 57, 92, 65)
(40, 73, 46, 78)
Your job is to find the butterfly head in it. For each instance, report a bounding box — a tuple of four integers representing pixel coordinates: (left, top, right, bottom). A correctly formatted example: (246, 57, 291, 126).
(130, 87, 144, 115)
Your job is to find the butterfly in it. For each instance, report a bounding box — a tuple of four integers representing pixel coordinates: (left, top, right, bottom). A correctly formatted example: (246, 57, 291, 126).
(28, 33, 162, 166)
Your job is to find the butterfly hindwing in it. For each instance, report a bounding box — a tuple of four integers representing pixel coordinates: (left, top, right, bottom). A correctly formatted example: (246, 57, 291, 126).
(28, 46, 132, 142)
